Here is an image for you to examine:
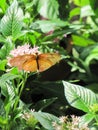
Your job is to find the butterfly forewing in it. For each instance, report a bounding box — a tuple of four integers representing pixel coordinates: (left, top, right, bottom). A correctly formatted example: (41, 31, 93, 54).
(9, 55, 29, 70)
(23, 57, 37, 72)
(9, 54, 37, 72)
(38, 53, 61, 72)
(38, 59, 52, 72)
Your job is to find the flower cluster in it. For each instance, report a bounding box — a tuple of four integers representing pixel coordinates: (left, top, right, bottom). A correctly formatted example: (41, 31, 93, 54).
(9, 44, 40, 57)
(7, 44, 40, 67)
(53, 115, 89, 130)
(22, 111, 38, 128)
(90, 103, 98, 114)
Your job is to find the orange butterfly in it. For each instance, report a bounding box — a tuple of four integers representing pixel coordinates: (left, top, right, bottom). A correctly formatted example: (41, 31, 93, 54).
(9, 53, 61, 72)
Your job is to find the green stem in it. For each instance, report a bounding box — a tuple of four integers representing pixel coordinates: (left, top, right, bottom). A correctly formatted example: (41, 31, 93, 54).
(94, 115, 98, 126)
(19, 72, 28, 97)
(74, 57, 92, 79)
(13, 72, 28, 110)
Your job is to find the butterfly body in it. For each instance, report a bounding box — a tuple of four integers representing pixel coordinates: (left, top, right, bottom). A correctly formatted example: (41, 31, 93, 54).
(9, 53, 61, 72)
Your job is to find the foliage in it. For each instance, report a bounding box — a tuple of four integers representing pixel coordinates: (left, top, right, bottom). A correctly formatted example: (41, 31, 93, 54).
(63, 81, 98, 127)
(0, 0, 98, 129)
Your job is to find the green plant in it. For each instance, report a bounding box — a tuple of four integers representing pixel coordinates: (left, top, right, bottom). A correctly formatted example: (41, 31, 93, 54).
(63, 81, 98, 129)
(0, 69, 60, 130)
(0, 0, 98, 129)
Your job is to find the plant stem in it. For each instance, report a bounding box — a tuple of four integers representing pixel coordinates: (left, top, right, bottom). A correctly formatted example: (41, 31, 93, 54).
(95, 115, 98, 126)
(13, 72, 28, 110)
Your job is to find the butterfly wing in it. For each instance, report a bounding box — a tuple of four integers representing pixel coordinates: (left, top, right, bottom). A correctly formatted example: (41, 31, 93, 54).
(9, 54, 37, 72)
(23, 56, 37, 72)
(38, 53, 61, 72)
(9, 53, 61, 72)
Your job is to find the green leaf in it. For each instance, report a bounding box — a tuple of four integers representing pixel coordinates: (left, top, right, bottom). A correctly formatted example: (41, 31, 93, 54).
(37, 0, 59, 19)
(0, 35, 6, 43)
(33, 111, 59, 130)
(0, 41, 14, 59)
(0, 116, 8, 126)
(85, 46, 98, 65)
(8, 67, 20, 75)
(62, 81, 97, 112)
(0, 0, 23, 38)
(73, 0, 81, 6)
(80, 5, 95, 18)
(0, 99, 5, 116)
(72, 34, 95, 47)
(32, 19, 68, 33)
(42, 28, 77, 42)
(80, 45, 97, 60)
(6, 81, 16, 100)
(11, 108, 22, 120)
(86, 17, 98, 30)
(85, 53, 98, 66)
(73, 0, 90, 6)
(80, 113, 95, 125)
(80, 0, 90, 6)
(0, 73, 21, 85)
(34, 97, 57, 111)
(0, 0, 7, 13)
(70, 7, 80, 19)
(0, 73, 21, 97)
(0, 60, 7, 71)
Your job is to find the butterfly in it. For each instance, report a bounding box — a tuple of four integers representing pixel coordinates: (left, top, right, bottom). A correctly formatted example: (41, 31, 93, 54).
(9, 53, 61, 72)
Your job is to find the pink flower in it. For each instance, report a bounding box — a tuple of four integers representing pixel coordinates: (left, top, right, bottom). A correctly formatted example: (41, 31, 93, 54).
(53, 115, 90, 130)
(7, 44, 40, 67)
(9, 44, 40, 57)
